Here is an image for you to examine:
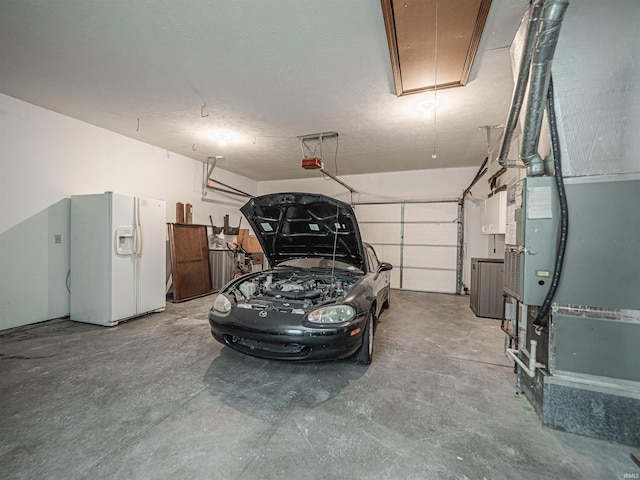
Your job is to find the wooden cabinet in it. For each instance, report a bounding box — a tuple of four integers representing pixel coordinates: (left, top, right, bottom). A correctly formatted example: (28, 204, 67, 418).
(482, 190, 506, 235)
(168, 224, 212, 301)
(238, 229, 263, 253)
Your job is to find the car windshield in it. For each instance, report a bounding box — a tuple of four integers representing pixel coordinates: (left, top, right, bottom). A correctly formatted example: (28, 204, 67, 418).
(277, 258, 363, 273)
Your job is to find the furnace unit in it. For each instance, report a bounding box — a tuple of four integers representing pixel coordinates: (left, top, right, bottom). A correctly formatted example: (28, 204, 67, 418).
(504, 176, 559, 306)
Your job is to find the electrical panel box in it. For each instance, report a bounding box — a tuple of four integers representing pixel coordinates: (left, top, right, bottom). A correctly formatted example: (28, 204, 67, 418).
(504, 177, 559, 306)
(481, 190, 507, 234)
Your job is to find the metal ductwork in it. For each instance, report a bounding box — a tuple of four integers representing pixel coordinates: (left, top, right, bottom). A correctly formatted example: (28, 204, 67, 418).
(496, 0, 544, 168)
(497, 0, 569, 175)
(520, 0, 569, 176)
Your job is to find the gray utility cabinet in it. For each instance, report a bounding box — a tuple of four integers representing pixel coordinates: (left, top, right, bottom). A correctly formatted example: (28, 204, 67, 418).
(470, 258, 504, 319)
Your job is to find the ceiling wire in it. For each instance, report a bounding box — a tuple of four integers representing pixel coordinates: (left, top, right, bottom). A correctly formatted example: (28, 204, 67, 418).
(333, 134, 340, 176)
(321, 136, 340, 181)
(432, 0, 439, 160)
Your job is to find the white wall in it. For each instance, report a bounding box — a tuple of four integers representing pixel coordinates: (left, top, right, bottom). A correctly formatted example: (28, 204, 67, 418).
(0, 93, 257, 330)
(258, 167, 475, 203)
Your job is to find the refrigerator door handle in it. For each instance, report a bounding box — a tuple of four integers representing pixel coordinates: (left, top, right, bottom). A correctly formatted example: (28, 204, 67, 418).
(135, 198, 144, 257)
(136, 223, 144, 256)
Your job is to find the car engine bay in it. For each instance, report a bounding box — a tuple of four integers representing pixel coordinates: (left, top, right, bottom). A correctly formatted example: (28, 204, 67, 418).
(228, 269, 360, 313)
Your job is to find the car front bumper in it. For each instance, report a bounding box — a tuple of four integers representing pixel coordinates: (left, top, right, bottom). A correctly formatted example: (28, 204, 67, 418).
(208, 309, 366, 361)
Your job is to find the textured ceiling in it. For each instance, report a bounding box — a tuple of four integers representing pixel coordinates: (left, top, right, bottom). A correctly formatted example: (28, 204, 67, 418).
(0, 0, 528, 181)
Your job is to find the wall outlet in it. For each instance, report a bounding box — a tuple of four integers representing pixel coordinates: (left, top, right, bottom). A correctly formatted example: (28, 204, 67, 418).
(54, 234, 62, 244)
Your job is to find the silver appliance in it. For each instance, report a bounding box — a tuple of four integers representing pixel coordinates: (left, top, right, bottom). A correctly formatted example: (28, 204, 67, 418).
(208, 250, 235, 291)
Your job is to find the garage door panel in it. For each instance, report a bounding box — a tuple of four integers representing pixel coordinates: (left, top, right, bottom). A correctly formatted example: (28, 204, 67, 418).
(353, 201, 459, 294)
(354, 204, 400, 222)
(390, 268, 401, 289)
(404, 223, 458, 245)
(368, 244, 401, 267)
(403, 245, 457, 269)
(358, 223, 401, 245)
(403, 269, 456, 293)
(404, 203, 458, 222)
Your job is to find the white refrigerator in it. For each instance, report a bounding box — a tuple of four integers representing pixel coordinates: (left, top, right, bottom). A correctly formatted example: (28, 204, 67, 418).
(70, 192, 166, 326)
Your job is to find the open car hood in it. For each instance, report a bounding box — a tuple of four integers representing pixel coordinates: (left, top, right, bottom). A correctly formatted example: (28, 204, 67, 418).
(240, 193, 366, 272)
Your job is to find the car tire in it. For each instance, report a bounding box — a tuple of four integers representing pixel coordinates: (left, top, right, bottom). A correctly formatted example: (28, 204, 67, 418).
(382, 285, 391, 310)
(353, 308, 375, 365)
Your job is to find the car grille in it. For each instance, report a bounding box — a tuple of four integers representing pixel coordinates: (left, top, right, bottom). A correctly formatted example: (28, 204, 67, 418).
(223, 334, 311, 358)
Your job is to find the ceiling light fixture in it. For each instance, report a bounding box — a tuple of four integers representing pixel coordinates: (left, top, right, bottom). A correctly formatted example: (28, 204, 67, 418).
(215, 134, 229, 147)
(432, 0, 439, 160)
(206, 130, 232, 146)
(417, 100, 440, 117)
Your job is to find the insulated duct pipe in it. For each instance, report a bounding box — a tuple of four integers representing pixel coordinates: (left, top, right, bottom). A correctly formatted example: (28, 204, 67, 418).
(496, 0, 545, 168)
(519, 0, 569, 176)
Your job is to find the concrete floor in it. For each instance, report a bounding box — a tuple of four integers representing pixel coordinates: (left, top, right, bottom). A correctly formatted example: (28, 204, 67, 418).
(1, 290, 638, 480)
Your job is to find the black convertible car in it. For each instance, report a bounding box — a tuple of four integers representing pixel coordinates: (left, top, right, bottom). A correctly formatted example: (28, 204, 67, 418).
(208, 192, 392, 364)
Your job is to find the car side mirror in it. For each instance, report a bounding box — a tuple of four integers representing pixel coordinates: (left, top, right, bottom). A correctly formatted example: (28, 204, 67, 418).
(377, 262, 393, 272)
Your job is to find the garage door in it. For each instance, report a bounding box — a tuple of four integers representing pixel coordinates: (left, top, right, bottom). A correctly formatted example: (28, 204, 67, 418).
(354, 202, 459, 293)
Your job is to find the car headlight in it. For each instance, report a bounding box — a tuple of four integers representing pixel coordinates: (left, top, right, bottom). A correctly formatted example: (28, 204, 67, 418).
(212, 293, 232, 314)
(307, 305, 355, 324)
